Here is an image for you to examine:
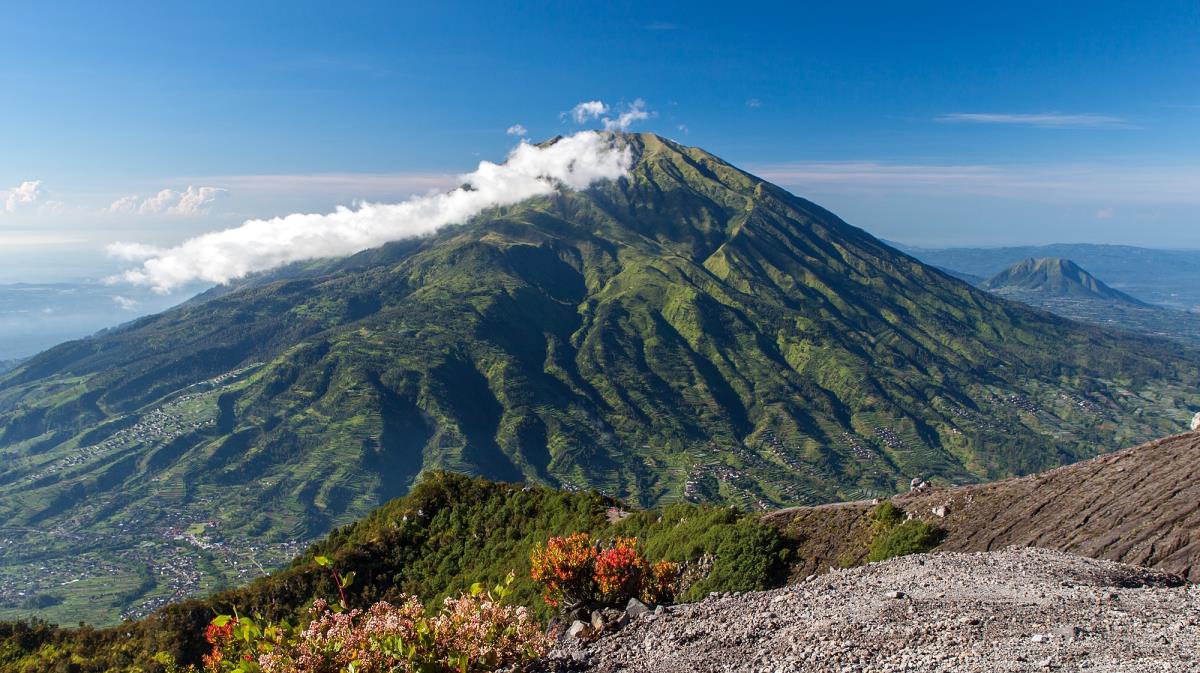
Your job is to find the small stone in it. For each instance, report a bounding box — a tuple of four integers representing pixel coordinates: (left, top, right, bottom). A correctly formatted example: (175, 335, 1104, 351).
(1055, 625, 1082, 640)
(1031, 633, 1051, 643)
(654, 605, 665, 615)
(886, 590, 906, 599)
(958, 616, 980, 626)
(590, 609, 605, 631)
(567, 620, 593, 640)
(626, 597, 651, 618)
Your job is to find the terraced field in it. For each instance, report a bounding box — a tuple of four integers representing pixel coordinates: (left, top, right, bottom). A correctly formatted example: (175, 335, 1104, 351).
(0, 365, 309, 625)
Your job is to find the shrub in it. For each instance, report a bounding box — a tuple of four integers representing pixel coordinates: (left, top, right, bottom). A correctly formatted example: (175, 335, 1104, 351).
(197, 574, 548, 673)
(865, 502, 946, 563)
(528, 532, 597, 608)
(869, 501, 906, 530)
(530, 534, 678, 609)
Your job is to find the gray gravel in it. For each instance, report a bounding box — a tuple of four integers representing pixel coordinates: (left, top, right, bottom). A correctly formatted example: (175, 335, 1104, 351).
(538, 547, 1199, 672)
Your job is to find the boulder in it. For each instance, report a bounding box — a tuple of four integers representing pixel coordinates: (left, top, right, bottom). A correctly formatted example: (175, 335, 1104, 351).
(1191, 412, 1200, 432)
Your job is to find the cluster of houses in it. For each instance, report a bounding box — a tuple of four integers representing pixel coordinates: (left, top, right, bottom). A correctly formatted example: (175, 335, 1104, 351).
(872, 425, 906, 451)
(21, 397, 216, 486)
(1002, 393, 1041, 415)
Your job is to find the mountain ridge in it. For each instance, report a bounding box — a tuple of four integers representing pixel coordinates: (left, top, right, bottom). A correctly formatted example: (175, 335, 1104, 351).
(0, 132, 1196, 624)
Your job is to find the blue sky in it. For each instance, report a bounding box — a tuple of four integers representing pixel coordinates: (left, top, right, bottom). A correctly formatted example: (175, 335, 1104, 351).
(1, 0, 1198, 282)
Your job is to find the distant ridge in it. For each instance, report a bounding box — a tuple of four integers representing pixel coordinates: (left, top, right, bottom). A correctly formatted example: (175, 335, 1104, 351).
(983, 257, 1147, 305)
(895, 242, 1200, 310)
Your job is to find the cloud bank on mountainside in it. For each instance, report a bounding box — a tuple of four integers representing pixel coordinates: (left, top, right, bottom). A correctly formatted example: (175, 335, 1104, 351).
(108, 131, 632, 292)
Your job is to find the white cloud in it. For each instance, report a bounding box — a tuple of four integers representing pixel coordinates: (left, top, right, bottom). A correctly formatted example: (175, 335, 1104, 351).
(565, 99, 656, 131)
(2, 180, 43, 213)
(568, 101, 609, 124)
(935, 112, 1135, 129)
(677, 124, 689, 134)
(506, 124, 528, 137)
(107, 242, 165, 261)
(1095, 207, 1115, 219)
(603, 99, 653, 131)
(745, 98, 762, 109)
(109, 195, 140, 214)
(109, 131, 633, 292)
(172, 186, 227, 215)
(112, 295, 139, 311)
(110, 186, 228, 216)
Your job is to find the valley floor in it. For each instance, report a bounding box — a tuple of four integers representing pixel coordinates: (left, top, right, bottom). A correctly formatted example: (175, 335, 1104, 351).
(540, 547, 1198, 672)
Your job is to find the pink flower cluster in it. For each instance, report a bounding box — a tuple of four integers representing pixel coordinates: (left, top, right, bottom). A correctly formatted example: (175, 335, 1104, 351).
(225, 591, 547, 673)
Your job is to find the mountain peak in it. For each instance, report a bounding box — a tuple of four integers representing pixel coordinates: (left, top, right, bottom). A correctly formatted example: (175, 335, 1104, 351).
(983, 257, 1147, 305)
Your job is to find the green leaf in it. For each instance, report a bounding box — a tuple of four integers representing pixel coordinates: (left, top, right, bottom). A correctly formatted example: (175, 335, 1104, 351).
(314, 555, 331, 567)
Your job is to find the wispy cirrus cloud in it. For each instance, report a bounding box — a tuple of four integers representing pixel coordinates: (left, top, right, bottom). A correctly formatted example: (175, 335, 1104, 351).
(750, 160, 1200, 204)
(935, 112, 1137, 129)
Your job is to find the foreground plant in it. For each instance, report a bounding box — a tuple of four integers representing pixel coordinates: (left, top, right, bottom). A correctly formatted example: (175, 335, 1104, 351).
(189, 564, 547, 673)
(530, 533, 678, 609)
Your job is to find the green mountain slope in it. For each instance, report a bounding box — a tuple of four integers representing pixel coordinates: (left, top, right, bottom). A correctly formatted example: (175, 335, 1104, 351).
(0, 133, 1197, 625)
(983, 257, 1146, 304)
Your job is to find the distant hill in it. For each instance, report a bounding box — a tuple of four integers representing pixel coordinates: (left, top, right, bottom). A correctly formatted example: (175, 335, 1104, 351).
(895, 242, 1200, 310)
(768, 430, 1200, 582)
(953, 257, 1200, 350)
(983, 257, 1147, 305)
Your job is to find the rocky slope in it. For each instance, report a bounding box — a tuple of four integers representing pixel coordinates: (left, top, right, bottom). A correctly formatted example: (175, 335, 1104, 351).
(540, 547, 1198, 672)
(768, 431, 1200, 581)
